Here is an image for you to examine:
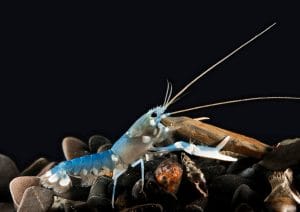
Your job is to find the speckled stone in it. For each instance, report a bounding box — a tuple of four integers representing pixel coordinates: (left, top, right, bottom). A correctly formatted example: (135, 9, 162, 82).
(18, 186, 54, 212)
(9, 176, 40, 207)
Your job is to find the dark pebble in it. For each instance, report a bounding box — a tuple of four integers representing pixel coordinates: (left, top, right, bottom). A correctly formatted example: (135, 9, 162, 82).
(97, 143, 112, 153)
(277, 138, 300, 146)
(207, 174, 252, 211)
(131, 171, 177, 208)
(20, 157, 49, 176)
(132, 179, 147, 200)
(121, 203, 163, 212)
(234, 203, 254, 212)
(62, 137, 89, 160)
(9, 176, 40, 207)
(259, 138, 300, 171)
(64, 201, 98, 212)
(0, 154, 19, 201)
(0, 203, 14, 212)
(185, 199, 207, 212)
(87, 175, 112, 209)
(231, 184, 263, 211)
(201, 164, 226, 183)
(238, 164, 271, 197)
(18, 186, 54, 212)
(88, 135, 111, 153)
(226, 158, 258, 174)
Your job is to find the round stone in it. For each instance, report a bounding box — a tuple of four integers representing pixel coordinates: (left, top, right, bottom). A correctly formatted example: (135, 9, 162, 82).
(9, 176, 40, 207)
(88, 135, 111, 153)
(62, 137, 89, 160)
(18, 186, 54, 212)
(0, 154, 19, 201)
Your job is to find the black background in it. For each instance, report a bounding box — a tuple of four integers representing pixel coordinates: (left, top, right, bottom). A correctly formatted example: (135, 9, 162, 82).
(1, 3, 299, 170)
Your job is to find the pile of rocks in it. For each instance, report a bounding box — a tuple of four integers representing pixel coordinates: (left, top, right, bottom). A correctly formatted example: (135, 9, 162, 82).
(1, 136, 300, 211)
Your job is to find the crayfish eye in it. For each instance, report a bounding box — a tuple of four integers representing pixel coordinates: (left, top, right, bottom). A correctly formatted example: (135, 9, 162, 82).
(151, 112, 158, 118)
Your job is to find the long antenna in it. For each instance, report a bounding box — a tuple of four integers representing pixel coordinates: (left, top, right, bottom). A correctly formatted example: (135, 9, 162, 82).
(165, 23, 277, 108)
(170, 96, 300, 115)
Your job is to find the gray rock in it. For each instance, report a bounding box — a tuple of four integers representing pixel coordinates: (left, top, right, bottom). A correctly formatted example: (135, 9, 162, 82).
(234, 203, 254, 212)
(18, 186, 53, 212)
(277, 138, 300, 146)
(9, 176, 40, 207)
(259, 138, 300, 171)
(185, 199, 207, 212)
(64, 201, 98, 212)
(207, 174, 252, 211)
(87, 175, 112, 208)
(0, 154, 19, 201)
(121, 203, 163, 212)
(231, 184, 262, 211)
(88, 135, 111, 153)
(62, 137, 89, 160)
(0, 203, 15, 212)
(97, 143, 112, 153)
(226, 158, 258, 174)
(20, 158, 49, 176)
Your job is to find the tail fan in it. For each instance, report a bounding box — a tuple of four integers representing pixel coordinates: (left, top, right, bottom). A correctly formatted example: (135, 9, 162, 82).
(40, 170, 72, 193)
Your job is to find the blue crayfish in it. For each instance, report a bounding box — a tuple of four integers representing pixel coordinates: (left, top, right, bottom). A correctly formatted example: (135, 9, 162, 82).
(40, 23, 299, 206)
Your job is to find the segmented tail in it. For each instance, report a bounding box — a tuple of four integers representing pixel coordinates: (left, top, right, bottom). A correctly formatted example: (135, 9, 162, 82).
(40, 150, 115, 193)
(40, 169, 72, 193)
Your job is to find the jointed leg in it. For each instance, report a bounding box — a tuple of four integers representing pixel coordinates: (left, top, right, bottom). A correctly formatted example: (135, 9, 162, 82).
(151, 136, 237, 162)
(131, 159, 145, 190)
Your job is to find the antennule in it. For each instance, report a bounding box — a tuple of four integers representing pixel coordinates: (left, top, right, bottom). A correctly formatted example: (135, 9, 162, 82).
(170, 96, 300, 115)
(165, 23, 277, 108)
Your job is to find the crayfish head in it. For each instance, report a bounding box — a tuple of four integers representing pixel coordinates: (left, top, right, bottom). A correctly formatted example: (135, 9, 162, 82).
(127, 106, 170, 140)
(112, 106, 172, 165)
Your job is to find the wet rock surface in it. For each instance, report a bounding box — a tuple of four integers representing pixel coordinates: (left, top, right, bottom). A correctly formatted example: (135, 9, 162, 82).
(0, 154, 19, 201)
(18, 186, 54, 212)
(1, 136, 300, 211)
